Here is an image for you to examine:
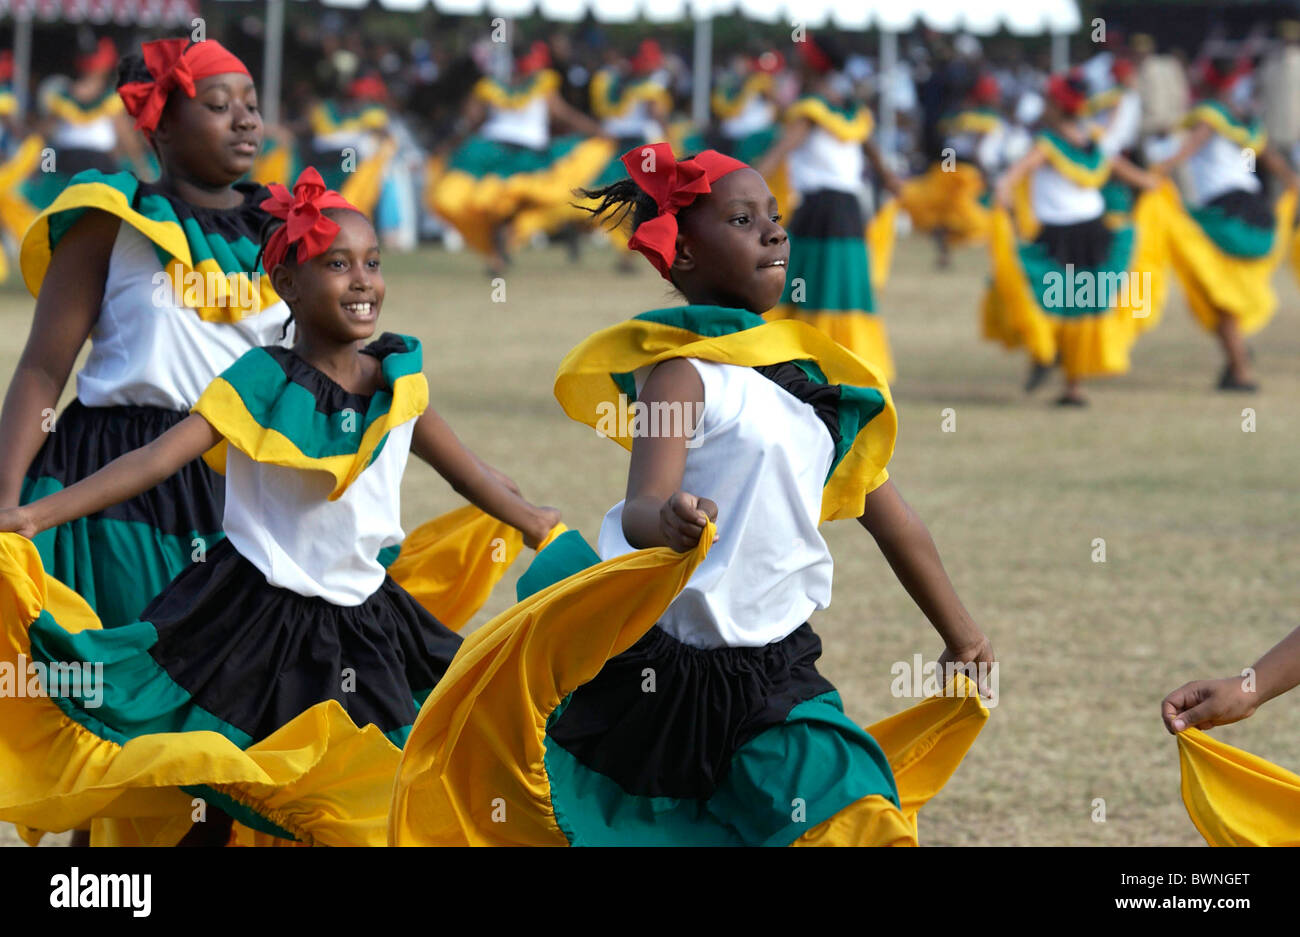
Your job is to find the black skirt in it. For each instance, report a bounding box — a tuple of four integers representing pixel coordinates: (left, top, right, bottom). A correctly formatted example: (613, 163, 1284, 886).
(1034, 215, 1114, 269)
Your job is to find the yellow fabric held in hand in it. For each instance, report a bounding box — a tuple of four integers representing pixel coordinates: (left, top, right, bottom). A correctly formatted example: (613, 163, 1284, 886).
(386, 505, 524, 631)
(389, 523, 717, 846)
(866, 199, 899, 290)
(1177, 727, 1300, 847)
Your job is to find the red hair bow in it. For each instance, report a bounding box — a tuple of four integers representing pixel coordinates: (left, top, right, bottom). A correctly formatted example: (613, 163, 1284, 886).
(117, 38, 251, 135)
(623, 142, 748, 281)
(259, 167, 359, 271)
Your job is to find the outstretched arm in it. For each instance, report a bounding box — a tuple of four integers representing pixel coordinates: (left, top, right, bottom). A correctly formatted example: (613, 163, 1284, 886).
(993, 145, 1046, 207)
(1153, 121, 1212, 174)
(1111, 153, 1162, 190)
(1162, 625, 1300, 734)
(620, 358, 716, 552)
(864, 138, 903, 196)
(754, 118, 812, 180)
(858, 479, 995, 688)
(410, 405, 558, 548)
(0, 414, 220, 538)
(547, 93, 611, 140)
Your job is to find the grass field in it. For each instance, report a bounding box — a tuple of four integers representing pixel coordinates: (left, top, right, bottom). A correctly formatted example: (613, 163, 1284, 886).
(2, 233, 1298, 847)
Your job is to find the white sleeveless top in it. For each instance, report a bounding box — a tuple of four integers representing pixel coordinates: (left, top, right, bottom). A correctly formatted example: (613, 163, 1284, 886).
(1186, 131, 1261, 207)
(602, 99, 664, 141)
(597, 359, 835, 649)
(787, 125, 864, 196)
(222, 419, 413, 606)
(721, 95, 775, 139)
(480, 95, 550, 150)
(50, 115, 117, 152)
(1030, 162, 1105, 226)
(76, 224, 291, 411)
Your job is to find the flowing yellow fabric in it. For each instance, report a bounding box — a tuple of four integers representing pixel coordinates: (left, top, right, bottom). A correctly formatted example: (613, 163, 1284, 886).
(785, 99, 873, 143)
(432, 137, 615, 256)
(0, 532, 408, 846)
(0, 135, 41, 283)
(553, 316, 896, 522)
(389, 524, 717, 846)
(251, 145, 290, 187)
(867, 199, 899, 290)
(1166, 187, 1297, 335)
(763, 306, 895, 383)
(1177, 728, 1300, 847)
(789, 794, 916, 846)
(899, 164, 990, 246)
(387, 505, 524, 632)
(339, 138, 398, 220)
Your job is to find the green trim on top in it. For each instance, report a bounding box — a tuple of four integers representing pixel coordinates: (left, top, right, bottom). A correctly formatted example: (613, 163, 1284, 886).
(215, 335, 422, 460)
(780, 235, 875, 313)
(1037, 129, 1105, 170)
(182, 783, 297, 840)
(1189, 202, 1275, 259)
(544, 690, 899, 846)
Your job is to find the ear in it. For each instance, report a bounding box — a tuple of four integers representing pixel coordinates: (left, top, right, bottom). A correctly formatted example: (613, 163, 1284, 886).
(269, 262, 298, 304)
(671, 232, 696, 275)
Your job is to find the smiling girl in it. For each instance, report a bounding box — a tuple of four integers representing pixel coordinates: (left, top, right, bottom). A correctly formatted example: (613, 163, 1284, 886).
(0, 168, 559, 846)
(0, 39, 291, 631)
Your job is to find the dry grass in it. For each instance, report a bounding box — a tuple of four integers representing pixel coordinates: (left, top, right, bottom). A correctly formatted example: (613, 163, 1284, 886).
(2, 232, 1298, 846)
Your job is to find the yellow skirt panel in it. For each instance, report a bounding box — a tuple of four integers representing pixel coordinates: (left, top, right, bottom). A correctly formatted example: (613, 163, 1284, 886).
(867, 199, 899, 291)
(900, 164, 990, 245)
(1177, 727, 1300, 847)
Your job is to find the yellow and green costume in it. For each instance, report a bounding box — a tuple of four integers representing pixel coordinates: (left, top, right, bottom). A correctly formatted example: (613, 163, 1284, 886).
(1177, 728, 1300, 846)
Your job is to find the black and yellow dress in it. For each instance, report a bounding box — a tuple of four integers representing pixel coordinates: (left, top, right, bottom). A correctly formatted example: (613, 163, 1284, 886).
(22, 85, 124, 210)
(902, 107, 1003, 246)
(982, 130, 1172, 377)
(766, 97, 897, 378)
(16, 170, 287, 631)
(1164, 100, 1297, 336)
(392, 307, 989, 846)
(431, 70, 613, 256)
(0, 333, 530, 846)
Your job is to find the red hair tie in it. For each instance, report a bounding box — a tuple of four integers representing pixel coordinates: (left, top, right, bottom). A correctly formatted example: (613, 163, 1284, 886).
(260, 167, 360, 271)
(117, 38, 251, 135)
(1046, 72, 1087, 116)
(623, 143, 748, 281)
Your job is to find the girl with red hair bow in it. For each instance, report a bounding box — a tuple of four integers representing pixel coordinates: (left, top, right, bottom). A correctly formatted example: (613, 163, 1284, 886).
(395, 144, 994, 847)
(982, 69, 1168, 406)
(1152, 58, 1298, 392)
(0, 38, 297, 640)
(0, 168, 561, 846)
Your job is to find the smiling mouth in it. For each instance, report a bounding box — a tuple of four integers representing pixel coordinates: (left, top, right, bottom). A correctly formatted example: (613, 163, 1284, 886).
(231, 141, 258, 154)
(758, 259, 788, 268)
(343, 301, 377, 319)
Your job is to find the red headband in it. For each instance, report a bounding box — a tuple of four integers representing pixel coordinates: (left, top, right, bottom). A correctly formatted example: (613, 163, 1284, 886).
(623, 143, 749, 281)
(1046, 73, 1087, 116)
(259, 167, 360, 271)
(118, 39, 251, 135)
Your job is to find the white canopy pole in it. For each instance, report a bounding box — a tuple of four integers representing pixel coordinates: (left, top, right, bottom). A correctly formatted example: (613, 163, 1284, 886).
(263, 0, 285, 127)
(1051, 31, 1068, 73)
(878, 27, 897, 161)
(13, 2, 33, 119)
(691, 13, 712, 127)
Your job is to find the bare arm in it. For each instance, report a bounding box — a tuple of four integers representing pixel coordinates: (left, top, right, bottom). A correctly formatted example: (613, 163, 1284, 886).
(1162, 625, 1300, 733)
(1111, 153, 1162, 190)
(0, 414, 219, 537)
(864, 137, 903, 196)
(0, 210, 119, 507)
(1153, 121, 1213, 173)
(754, 118, 812, 179)
(1259, 145, 1299, 190)
(547, 92, 610, 140)
(994, 145, 1047, 207)
(858, 479, 995, 682)
(409, 405, 557, 548)
(620, 358, 716, 551)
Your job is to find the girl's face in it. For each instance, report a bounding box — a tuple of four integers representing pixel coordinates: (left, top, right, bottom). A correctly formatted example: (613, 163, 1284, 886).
(674, 168, 789, 314)
(272, 210, 385, 345)
(154, 72, 262, 186)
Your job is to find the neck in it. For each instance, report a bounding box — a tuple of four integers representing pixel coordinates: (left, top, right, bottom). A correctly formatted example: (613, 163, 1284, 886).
(156, 170, 243, 209)
(293, 331, 369, 390)
(680, 289, 749, 312)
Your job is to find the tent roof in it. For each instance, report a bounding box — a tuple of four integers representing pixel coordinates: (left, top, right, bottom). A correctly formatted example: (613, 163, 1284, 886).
(0, 0, 197, 24)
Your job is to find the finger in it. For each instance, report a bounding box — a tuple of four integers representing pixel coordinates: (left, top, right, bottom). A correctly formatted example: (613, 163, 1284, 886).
(1173, 699, 1220, 733)
(697, 498, 719, 522)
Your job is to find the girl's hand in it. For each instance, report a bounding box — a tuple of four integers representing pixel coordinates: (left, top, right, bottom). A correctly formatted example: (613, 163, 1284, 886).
(524, 506, 562, 550)
(659, 491, 718, 552)
(0, 506, 37, 539)
(937, 631, 997, 700)
(1161, 677, 1258, 734)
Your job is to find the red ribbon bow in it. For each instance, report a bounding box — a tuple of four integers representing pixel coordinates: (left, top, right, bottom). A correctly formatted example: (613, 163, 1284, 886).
(117, 38, 251, 136)
(259, 167, 359, 271)
(624, 143, 748, 281)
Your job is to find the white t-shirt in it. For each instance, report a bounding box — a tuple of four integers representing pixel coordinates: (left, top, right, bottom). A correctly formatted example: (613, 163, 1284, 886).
(1186, 131, 1261, 206)
(597, 359, 835, 649)
(787, 124, 864, 196)
(480, 95, 550, 150)
(1031, 162, 1106, 226)
(76, 224, 291, 411)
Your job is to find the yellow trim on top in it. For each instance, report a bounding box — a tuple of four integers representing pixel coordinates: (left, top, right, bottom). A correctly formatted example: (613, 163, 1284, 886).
(785, 98, 873, 143)
(194, 371, 429, 500)
(1035, 137, 1112, 189)
(1082, 87, 1123, 117)
(473, 70, 561, 109)
(590, 71, 672, 120)
(310, 102, 389, 138)
(553, 317, 896, 522)
(943, 110, 1001, 135)
(711, 73, 774, 120)
(43, 90, 123, 124)
(1185, 103, 1266, 151)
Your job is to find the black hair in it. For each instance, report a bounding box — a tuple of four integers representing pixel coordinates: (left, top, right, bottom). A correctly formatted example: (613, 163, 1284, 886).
(115, 51, 153, 90)
(574, 178, 661, 240)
